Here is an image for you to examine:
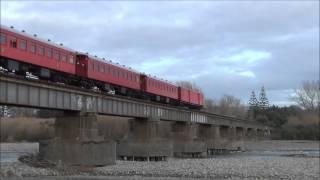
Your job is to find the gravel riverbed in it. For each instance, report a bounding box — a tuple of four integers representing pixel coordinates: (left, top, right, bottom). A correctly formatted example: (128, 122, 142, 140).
(1, 141, 319, 179)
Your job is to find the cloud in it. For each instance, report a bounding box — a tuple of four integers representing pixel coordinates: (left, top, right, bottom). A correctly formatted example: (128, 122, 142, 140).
(227, 50, 271, 65)
(134, 58, 181, 75)
(1, 1, 318, 106)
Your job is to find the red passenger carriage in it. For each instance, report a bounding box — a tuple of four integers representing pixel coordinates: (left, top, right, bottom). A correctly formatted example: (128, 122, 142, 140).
(141, 75, 179, 102)
(0, 25, 204, 108)
(76, 54, 141, 93)
(0, 25, 76, 77)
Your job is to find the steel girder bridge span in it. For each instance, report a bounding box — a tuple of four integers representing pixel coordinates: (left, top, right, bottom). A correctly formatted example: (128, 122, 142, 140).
(0, 75, 271, 165)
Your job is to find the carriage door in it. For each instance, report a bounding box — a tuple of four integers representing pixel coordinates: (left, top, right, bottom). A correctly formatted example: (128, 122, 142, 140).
(75, 54, 88, 77)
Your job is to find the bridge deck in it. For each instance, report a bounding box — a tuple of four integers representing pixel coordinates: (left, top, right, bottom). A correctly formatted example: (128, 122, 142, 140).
(0, 74, 265, 129)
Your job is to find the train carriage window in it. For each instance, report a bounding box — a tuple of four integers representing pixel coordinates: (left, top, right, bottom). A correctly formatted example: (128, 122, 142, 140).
(105, 65, 108, 73)
(53, 50, 59, 60)
(106, 65, 109, 73)
(104, 65, 110, 73)
(69, 55, 74, 64)
(19, 39, 26, 50)
(0, 33, 6, 44)
(92, 62, 95, 71)
(89, 61, 93, 71)
(110, 68, 114, 76)
(46, 48, 52, 58)
(9, 36, 17, 48)
(38, 46, 44, 55)
(94, 62, 99, 72)
(99, 64, 104, 72)
(61, 54, 67, 61)
(28, 42, 35, 53)
(112, 68, 115, 76)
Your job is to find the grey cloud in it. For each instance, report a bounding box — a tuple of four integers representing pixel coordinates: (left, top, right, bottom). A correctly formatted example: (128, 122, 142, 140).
(1, 1, 318, 106)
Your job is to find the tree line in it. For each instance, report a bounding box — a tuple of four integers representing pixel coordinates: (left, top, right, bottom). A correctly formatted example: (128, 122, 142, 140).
(203, 80, 319, 140)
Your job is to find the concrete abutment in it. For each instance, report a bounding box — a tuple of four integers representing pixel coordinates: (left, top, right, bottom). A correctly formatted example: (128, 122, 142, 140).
(117, 118, 173, 161)
(172, 122, 207, 158)
(39, 112, 116, 166)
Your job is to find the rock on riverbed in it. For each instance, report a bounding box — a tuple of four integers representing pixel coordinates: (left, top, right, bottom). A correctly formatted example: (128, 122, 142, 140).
(1, 156, 319, 179)
(1, 141, 319, 179)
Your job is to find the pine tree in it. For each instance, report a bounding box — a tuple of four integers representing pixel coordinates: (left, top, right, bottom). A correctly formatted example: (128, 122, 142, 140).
(248, 91, 259, 120)
(248, 91, 258, 109)
(259, 86, 269, 110)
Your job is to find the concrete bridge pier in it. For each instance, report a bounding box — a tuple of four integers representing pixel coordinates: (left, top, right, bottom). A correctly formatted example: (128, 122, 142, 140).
(172, 122, 207, 158)
(232, 127, 246, 151)
(39, 112, 116, 166)
(198, 125, 223, 155)
(246, 128, 257, 140)
(216, 126, 233, 151)
(117, 118, 173, 161)
(257, 128, 270, 140)
(213, 126, 246, 152)
(257, 129, 265, 140)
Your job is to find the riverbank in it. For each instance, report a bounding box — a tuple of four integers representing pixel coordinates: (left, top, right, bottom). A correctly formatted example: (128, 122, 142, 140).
(1, 140, 319, 179)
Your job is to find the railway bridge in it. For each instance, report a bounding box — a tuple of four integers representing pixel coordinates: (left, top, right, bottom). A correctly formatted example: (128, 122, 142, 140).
(0, 74, 271, 166)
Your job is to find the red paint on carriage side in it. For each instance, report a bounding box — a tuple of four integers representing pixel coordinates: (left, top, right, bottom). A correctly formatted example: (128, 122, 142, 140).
(143, 76, 178, 100)
(178, 86, 203, 106)
(178, 87, 190, 103)
(189, 90, 200, 105)
(0, 26, 76, 74)
(77, 55, 141, 90)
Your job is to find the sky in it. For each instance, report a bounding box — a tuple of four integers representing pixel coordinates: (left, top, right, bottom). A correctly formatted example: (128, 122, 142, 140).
(1, 1, 319, 106)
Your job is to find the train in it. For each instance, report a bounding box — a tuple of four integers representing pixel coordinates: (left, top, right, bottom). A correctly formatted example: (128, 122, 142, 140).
(0, 25, 204, 109)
